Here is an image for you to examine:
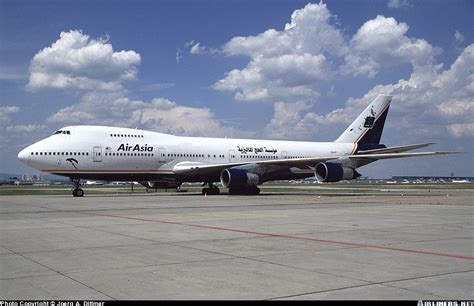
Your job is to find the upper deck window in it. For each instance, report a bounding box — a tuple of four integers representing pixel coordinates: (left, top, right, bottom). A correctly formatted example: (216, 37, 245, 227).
(53, 130, 71, 135)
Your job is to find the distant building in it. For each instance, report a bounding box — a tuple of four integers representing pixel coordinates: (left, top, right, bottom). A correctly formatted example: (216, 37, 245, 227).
(392, 176, 473, 183)
(22, 174, 42, 181)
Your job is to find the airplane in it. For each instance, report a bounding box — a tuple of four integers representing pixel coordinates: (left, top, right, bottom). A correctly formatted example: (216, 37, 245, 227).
(17, 94, 455, 197)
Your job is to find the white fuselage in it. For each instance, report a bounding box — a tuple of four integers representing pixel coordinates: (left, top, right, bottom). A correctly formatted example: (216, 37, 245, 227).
(18, 125, 356, 182)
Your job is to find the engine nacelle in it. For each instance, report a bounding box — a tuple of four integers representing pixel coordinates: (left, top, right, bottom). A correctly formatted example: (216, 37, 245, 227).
(139, 181, 182, 189)
(220, 168, 260, 188)
(315, 162, 361, 183)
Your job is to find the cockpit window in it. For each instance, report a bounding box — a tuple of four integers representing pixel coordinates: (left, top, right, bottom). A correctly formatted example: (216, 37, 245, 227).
(53, 130, 71, 135)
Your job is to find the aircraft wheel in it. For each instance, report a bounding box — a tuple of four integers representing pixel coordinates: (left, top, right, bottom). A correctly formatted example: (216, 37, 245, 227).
(73, 188, 84, 197)
(229, 188, 245, 195)
(229, 186, 260, 195)
(210, 186, 220, 195)
(203, 187, 220, 195)
(249, 186, 260, 195)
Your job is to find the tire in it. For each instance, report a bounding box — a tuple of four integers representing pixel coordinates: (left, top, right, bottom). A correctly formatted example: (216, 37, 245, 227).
(229, 186, 260, 195)
(210, 187, 220, 195)
(73, 188, 84, 197)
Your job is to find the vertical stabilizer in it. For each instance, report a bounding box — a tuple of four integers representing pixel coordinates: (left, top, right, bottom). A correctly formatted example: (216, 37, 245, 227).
(335, 94, 392, 144)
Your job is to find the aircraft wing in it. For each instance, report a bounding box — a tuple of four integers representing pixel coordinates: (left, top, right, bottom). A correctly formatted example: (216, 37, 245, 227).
(172, 156, 338, 177)
(173, 151, 458, 178)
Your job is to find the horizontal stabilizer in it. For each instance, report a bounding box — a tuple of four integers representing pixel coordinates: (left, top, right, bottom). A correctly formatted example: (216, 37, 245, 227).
(356, 143, 435, 154)
(349, 151, 459, 161)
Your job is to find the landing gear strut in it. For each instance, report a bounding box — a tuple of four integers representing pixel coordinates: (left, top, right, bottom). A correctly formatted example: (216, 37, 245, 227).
(202, 183, 220, 195)
(71, 179, 84, 197)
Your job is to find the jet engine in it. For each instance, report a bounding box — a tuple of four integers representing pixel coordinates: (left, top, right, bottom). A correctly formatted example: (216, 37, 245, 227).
(220, 168, 260, 188)
(315, 162, 361, 183)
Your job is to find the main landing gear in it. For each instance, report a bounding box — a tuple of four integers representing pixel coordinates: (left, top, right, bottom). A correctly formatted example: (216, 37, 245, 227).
(71, 179, 84, 197)
(229, 185, 260, 195)
(202, 183, 220, 195)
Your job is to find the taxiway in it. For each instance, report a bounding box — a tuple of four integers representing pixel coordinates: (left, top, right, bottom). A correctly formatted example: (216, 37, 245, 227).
(0, 190, 472, 299)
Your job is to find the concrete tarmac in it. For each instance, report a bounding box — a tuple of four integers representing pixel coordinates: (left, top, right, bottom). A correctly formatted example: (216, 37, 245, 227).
(0, 190, 473, 300)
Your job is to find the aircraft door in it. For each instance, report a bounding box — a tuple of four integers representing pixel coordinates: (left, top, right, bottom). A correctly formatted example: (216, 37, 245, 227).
(93, 146, 102, 162)
(229, 150, 236, 162)
(281, 151, 288, 159)
(158, 148, 166, 162)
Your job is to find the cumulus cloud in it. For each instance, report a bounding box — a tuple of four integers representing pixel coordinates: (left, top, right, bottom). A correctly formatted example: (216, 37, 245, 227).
(213, 3, 439, 101)
(204, 2, 469, 147)
(223, 3, 346, 58)
(213, 53, 327, 101)
(352, 45, 474, 140)
(342, 15, 439, 77)
(47, 91, 251, 138)
(23, 30, 247, 140)
(27, 30, 141, 91)
(263, 44, 474, 141)
(214, 2, 344, 102)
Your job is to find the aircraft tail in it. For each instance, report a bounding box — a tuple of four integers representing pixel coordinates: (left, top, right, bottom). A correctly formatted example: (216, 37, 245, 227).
(335, 94, 392, 144)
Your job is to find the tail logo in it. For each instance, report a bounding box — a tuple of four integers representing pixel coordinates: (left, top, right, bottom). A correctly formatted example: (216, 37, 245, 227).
(363, 107, 376, 128)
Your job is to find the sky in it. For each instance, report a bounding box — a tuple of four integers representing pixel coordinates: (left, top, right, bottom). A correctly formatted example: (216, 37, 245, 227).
(0, 0, 473, 178)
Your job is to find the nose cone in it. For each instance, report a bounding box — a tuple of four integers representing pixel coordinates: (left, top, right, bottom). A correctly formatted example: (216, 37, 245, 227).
(18, 147, 30, 165)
